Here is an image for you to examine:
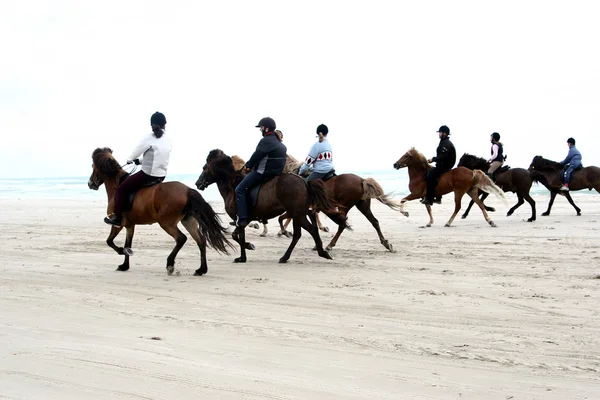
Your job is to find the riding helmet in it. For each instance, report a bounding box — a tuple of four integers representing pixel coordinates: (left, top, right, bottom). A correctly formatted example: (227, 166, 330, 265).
(316, 124, 329, 135)
(150, 112, 167, 126)
(255, 117, 276, 130)
(567, 137, 576, 145)
(437, 125, 450, 135)
(491, 132, 500, 141)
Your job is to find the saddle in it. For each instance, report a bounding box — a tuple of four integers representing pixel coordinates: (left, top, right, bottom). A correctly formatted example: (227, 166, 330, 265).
(497, 165, 510, 173)
(561, 164, 583, 180)
(321, 170, 337, 181)
(247, 174, 278, 207)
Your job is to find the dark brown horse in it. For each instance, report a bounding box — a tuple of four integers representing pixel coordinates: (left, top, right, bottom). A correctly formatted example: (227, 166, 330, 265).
(393, 148, 506, 227)
(277, 174, 401, 252)
(195, 149, 344, 263)
(458, 153, 536, 222)
(528, 156, 600, 216)
(88, 148, 231, 276)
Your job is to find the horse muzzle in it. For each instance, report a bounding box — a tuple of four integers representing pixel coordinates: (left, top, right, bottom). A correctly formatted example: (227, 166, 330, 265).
(393, 162, 404, 170)
(88, 180, 99, 190)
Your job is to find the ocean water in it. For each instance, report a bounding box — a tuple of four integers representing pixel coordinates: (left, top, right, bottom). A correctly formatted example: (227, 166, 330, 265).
(0, 169, 560, 202)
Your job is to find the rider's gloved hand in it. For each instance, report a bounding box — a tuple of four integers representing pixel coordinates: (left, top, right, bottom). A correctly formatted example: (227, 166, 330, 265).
(133, 159, 141, 165)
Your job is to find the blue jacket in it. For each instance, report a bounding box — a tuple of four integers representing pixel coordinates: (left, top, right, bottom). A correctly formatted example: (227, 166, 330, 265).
(299, 138, 334, 175)
(561, 146, 582, 167)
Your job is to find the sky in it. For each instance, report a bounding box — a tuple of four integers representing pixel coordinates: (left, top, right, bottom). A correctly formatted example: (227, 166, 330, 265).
(1, 0, 599, 179)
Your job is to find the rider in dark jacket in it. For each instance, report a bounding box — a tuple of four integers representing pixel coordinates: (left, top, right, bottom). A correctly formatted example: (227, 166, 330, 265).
(422, 125, 456, 205)
(235, 117, 287, 227)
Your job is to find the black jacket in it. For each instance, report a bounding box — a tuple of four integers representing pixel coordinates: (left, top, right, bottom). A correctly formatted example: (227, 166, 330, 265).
(245, 132, 287, 176)
(432, 137, 456, 170)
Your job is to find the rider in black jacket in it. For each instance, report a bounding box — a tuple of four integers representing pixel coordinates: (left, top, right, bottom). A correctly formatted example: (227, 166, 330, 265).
(235, 117, 287, 227)
(422, 125, 456, 206)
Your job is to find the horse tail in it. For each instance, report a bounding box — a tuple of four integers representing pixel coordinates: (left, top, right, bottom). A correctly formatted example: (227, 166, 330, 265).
(185, 189, 233, 254)
(473, 170, 507, 204)
(306, 180, 350, 229)
(361, 178, 403, 211)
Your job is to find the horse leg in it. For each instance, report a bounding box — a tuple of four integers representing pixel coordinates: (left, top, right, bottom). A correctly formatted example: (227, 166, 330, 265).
(481, 192, 495, 212)
(106, 225, 124, 255)
(279, 218, 303, 263)
(159, 221, 188, 275)
(303, 215, 333, 260)
(277, 213, 293, 238)
(232, 227, 248, 263)
(323, 211, 349, 251)
(444, 192, 465, 227)
(564, 192, 582, 216)
(461, 198, 476, 220)
(541, 192, 557, 216)
(356, 199, 394, 252)
(507, 194, 524, 217)
(523, 192, 536, 222)
(467, 188, 496, 227)
(316, 212, 329, 233)
(260, 223, 268, 237)
(425, 204, 434, 227)
(181, 216, 208, 276)
(116, 226, 135, 272)
(399, 193, 421, 217)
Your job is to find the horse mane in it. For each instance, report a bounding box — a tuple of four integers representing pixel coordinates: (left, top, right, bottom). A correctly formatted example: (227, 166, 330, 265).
(284, 154, 303, 174)
(461, 153, 487, 164)
(231, 155, 246, 171)
(406, 148, 431, 170)
(533, 155, 562, 171)
(92, 147, 122, 178)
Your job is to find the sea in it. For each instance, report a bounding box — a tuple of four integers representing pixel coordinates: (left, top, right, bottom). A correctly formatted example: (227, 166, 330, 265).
(0, 169, 561, 202)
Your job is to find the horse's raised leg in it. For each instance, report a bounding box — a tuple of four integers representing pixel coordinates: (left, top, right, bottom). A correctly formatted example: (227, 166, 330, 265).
(315, 213, 329, 233)
(232, 227, 248, 263)
(425, 205, 434, 227)
(305, 214, 333, 260)
(116, 226, 135, 272)
(466, 188, 496, 227)
(356, 199, 394, 252)
(564, 191, 582, 216)
(159, 222, 188, 275)
(106, 225, 124, 255)
(542, 192, 557, 216)
(523, 192, 536, 222)
(462, 192, 490, 219)
(507, 194, 525, 217)
(277, 213, 293, 238)
(181, 216, 208, 276)
(444, 192, 465, 227)
(399, 193, 421, 217)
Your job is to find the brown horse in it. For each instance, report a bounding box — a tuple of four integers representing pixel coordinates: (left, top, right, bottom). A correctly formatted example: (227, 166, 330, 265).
(88, 148, 231, 276)
(195, 149, 344, 263)
(528, 156, 600, 216)
(277, 174, 401, 252)
(458, 153, 536, 222)
(393, 148, 506, 227)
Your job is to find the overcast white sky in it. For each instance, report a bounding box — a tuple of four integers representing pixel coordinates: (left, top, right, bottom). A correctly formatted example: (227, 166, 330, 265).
(1, 0, 598, 179)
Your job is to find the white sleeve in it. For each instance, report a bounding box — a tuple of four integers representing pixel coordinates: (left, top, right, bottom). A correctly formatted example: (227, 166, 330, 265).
(128, 134, 152, 162)
(489, 144, 498, 161)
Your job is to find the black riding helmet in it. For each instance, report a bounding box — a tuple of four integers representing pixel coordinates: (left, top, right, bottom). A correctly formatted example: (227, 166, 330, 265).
(437, 125, 450, 135)
(567, 137, 576, 145)
(255, 117, 276, 131)
(151, 111, 167, 126)
(316, 124, 329, 135)
(491, 132, 500, 141)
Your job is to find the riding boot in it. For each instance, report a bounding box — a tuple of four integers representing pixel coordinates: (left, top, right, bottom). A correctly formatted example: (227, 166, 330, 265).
(104, 214, 123, 226)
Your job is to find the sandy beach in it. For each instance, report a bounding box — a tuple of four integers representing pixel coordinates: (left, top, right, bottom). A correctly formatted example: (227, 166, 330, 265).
(1, 192, 599, 399)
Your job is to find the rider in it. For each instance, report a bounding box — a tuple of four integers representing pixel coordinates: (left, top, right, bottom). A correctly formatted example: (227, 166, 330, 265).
(559, 137, 582, 191)
(298, 124, 335, 181)
(104, 112, 172, 226)
(234, 117, 287, 228)
(422, 125, 456, 206)
(487, 132, 504, 181)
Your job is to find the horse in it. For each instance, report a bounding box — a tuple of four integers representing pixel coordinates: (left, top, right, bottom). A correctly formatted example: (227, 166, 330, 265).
(457, 153, 536, 222)
(528, 156, 600, 216)
(87, 147, 232, 276)
(392, 148, 506, 227)
(195, 149, 345, 263)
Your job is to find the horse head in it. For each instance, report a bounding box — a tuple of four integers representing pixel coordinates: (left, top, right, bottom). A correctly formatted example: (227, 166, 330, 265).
(88, 147, 120, 190)
(393, 148, 429, 170)
(528, 155, 560, 173)
(457, 153, 487, 170)
(196, 149, 235, 191)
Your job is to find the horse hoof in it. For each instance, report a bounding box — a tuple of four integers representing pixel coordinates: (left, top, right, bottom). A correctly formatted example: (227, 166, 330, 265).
(541, 212, 550, 216)
(489, 221, 497, 227)
(278, 257, 289, 264)
(461, 215, 467, 219)
(426, 223, 432, 227)
(194, 268, 207, 276)
(321, 251, 334, 260)
(487, 207, 496, 212)
(385, 242, 395, 253)
(321, 227, 330, 233)
(506, 212, 513, 217)
(326, 246, 333, 251)
(123, 247, 134, 256)
(527, 218, 535, 222)
(166, 266, 174, 275)
(577, 212, 582, 216)
(249, 222, 260, 229)
(259, 233, 267, 237)
(401, 211, 409, 218)
(234, 257, 247, 263)
(444, 223, 451, 227)
(116, 265, 129, 272)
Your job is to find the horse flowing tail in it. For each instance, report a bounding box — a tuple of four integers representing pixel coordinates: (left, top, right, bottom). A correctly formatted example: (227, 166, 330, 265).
(186, 189, 233, 254)
(472, 170, 507, 204)
(306, 180, 350, 229)
(361, 178, 403, 211)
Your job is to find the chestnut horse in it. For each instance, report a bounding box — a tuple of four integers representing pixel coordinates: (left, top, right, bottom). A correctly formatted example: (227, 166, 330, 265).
(393, 148, 506, 227)
(458, 153, 536, 222)
(88, 148, 231, 276)
(528, 156, 600, 216)
(195, 149, 344, 263)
